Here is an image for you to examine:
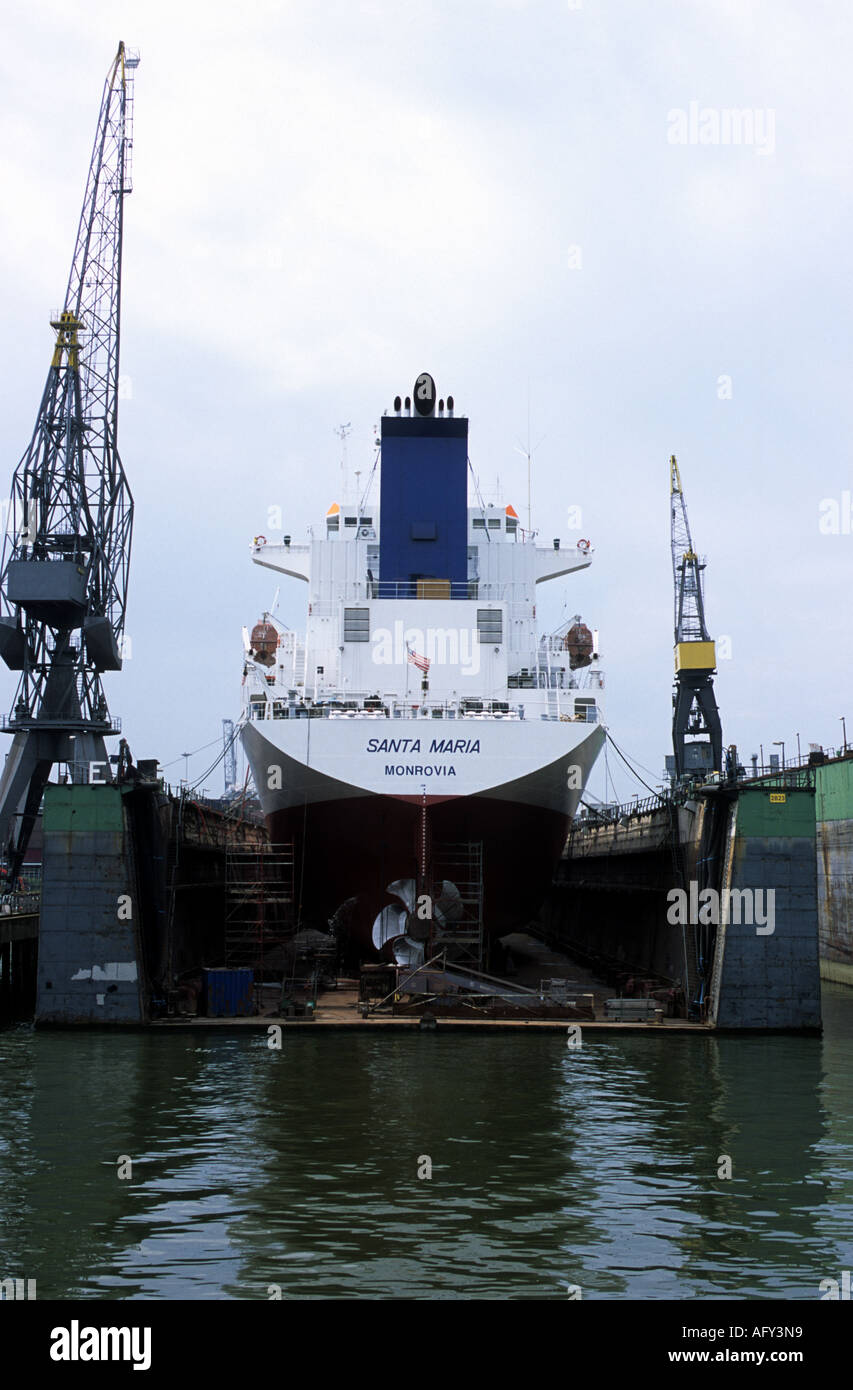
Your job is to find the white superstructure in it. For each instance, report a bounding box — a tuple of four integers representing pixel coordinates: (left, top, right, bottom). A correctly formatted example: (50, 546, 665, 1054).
(244, 502, 605, 741)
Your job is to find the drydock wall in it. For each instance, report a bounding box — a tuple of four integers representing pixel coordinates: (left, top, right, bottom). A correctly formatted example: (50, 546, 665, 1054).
(814, 757, 853, 986)
(710, 786, 820, 1031)
(32, 781, 270, 1025)
(549, 782, 822, 1032)
(36, 784, 145, 1025)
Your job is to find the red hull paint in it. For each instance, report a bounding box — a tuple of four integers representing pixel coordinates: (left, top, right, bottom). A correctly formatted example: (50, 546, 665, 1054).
(268, 793, 567, 956)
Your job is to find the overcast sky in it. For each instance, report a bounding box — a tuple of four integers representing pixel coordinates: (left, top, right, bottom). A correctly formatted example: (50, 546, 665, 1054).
(0, 0, 850, 802)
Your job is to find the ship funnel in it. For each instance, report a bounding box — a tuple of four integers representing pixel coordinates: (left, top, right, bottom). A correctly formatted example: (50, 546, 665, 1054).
(379, 374, 468, 595)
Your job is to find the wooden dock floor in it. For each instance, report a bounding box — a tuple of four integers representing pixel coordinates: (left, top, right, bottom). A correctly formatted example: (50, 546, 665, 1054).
(152, 986, 712, 1035)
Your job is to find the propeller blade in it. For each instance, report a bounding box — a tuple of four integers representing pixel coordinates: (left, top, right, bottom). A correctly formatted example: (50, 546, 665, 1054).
(371, 903, 408, 951)
(433, 879, 462, 927)
(386, 878, 416, 913)
(393, 937, 425, 968)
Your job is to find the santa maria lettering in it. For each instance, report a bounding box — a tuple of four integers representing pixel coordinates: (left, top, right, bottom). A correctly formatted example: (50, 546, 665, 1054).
(366, 738, 480, 754)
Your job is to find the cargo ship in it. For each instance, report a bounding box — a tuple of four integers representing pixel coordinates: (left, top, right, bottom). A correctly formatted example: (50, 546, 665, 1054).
(240, 374, 605, 965)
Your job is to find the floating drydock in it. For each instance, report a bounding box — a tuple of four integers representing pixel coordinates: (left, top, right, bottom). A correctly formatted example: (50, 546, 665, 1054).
(0, 758, 830, 1034)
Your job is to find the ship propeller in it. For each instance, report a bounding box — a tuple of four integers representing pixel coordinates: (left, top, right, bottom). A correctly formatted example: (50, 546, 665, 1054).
(369, 877, 464, 967)
(371, 878, 426, 966)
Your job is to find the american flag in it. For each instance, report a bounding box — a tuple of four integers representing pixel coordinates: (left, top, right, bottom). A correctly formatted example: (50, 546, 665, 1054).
(407, 644, 430, 674)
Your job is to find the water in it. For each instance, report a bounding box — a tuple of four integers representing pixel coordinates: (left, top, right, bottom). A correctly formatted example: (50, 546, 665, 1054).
(1, 989, 851, 1300)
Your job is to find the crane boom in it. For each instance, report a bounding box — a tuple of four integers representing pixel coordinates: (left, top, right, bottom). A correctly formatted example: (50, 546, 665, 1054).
(670, 455, 711, 648)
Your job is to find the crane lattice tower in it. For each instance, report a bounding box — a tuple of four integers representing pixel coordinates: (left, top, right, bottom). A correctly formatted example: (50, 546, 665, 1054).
(0, 42, 138, 883)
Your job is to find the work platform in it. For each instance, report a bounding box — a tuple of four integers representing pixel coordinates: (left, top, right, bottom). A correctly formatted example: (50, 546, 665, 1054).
(151, 986, 713, 1034)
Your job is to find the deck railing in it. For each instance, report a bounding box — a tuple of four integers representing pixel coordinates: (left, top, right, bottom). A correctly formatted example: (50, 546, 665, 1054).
(246, 695, 602, 724)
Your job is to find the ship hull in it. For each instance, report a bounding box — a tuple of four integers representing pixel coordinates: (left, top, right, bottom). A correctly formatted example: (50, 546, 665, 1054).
(242, 717, 604, 957)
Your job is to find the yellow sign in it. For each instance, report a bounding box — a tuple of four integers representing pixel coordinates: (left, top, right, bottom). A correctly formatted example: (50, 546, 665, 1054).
(769, 793, 786, 803)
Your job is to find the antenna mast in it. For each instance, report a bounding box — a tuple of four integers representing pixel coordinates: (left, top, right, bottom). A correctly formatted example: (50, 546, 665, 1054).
(335, 422, 351, 497)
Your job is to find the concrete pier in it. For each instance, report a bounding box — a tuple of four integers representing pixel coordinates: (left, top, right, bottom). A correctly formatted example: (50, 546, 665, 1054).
(32, 779, 267, 1026)
(35, 785, 144, 1024)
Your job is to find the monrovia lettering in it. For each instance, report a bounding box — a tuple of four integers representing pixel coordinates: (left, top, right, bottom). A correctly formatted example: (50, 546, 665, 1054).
(385, 764, 457, 776)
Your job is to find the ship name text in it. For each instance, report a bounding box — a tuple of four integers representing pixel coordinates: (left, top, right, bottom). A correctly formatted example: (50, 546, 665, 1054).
(366, 738, 480, 754)
(385, 765, 457, 777)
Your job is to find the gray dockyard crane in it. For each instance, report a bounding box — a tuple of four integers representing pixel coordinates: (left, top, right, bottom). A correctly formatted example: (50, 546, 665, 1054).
(0, 43, 138, 884)
(670, 456, 723, 780)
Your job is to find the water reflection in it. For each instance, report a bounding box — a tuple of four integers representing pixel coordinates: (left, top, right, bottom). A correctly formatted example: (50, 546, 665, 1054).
(0, 993, 850, 1299)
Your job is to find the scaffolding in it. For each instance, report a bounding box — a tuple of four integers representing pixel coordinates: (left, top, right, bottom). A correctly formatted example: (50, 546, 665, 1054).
(224, 843, 294, 978)
(431, 841, 485, 972)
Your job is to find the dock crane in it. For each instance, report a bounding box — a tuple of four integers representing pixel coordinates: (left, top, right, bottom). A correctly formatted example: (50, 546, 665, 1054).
(0, 43, 138, 885)
(670, 456, 722, 780)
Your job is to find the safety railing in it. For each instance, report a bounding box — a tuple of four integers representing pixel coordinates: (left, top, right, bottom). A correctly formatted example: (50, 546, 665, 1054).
(245, 694, 603, 724)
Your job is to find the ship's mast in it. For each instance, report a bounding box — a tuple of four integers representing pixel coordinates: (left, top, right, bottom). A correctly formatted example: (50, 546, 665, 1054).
(0, 42, 138, 882)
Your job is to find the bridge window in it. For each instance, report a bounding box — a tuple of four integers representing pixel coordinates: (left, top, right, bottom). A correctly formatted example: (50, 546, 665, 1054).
(477, 609, 503, 644)
(344, 608, 370, 642)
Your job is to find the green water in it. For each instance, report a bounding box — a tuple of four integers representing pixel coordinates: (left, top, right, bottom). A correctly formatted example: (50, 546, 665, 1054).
(1, 990, 852, 1300)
